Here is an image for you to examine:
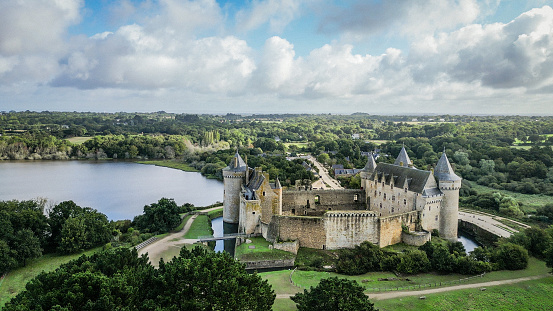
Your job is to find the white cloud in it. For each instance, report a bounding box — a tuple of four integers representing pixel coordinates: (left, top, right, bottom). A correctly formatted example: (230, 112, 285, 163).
(409, 5, 553, 90)
(235, 0, 301, 33)
(320, 0, 481, 39)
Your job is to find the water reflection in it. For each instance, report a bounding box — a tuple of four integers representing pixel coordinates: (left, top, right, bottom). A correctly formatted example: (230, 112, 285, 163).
(211, 217, 237, 256)
(458, 232, 480, 254)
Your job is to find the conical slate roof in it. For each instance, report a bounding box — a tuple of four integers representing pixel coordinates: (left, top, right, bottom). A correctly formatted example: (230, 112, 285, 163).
(274, 176, 282, 189)
(223, 151, 248, 172)
(363, 153, 377, 172)
(434, 152, 461, 181)
(394, 146, 412, 167)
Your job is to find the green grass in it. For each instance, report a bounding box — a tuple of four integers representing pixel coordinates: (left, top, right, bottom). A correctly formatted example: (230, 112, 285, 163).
(66, 136, 92, 144)
(136, 160, 199, 172)
(283, 142, 309, 148)
(235, 237, 296, 261)
(468, 181, 553, 213)
(207, 208, 223, 220)
(374, 276, 553, 311)
(173, 214, 193, 232)
(0, 248, 101, 308)
(183, 215, 213, 239)
(366, 139, 390, 145)
(294, 247, 339, 268)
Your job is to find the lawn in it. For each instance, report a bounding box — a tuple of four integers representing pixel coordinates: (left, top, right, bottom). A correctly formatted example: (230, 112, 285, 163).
(468, 181, 553, 213)
(0, 248, 101, 308)
(136, 160, 199, 172)
(207, 208, 223, 219)
(183, 215, 213, 239)
(235, 237, 296, 261)
(66, 136, 92, 144)
(374, 276, 553, 311)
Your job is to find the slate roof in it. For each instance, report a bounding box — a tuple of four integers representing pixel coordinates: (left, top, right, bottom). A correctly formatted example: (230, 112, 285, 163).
(394, 146, 412, 167)
(223, 151, 247, 172)
(434, 152, 461, 181)
(363, 153, 377, 172)
(371, 163, 432, 194)
(335, 169, 362, 176)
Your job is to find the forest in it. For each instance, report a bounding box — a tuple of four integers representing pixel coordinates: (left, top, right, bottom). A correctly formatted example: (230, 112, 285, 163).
(3, 111, 553, 212)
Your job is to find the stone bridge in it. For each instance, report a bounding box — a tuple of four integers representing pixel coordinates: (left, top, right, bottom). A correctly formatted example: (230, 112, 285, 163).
(458, 210, 530, 238)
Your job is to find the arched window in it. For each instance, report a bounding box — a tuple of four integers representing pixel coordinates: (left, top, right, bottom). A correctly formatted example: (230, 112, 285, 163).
(379, 203, 382, 208)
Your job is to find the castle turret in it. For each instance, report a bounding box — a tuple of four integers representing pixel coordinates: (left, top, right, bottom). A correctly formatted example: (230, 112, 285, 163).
(394, 145, 412, 167)
(222, 151, 247, 224)
(360, 153, 377, 191)
(435, 151, 462, 242)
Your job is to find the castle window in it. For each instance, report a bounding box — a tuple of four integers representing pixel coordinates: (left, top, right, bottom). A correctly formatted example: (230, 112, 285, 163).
(392, 195, 395, 201)
(383, 193, 386, 200)
(262, 192, 266, 196)
(374, 190, 377, 197)
(379, 191, 382, 196)
(304, 210, 307, 215)
(354, 194, 359, 202)
(392, 207, 394, 213)
(391, 184, 394, 189)
(435, 215, 438, 221)
(252, 212, 255, 215)
(379, 203, 382, 208)
(404, 199, 407, 205)
(404, 188, 408, 193)
(292, 209, 295, 215)
(315, 195, 320, 204)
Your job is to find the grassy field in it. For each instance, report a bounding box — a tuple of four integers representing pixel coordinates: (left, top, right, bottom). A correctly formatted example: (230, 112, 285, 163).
(283, 142, 309, 148)
(468, 181, 553, 212)
(374, 276, 553, 311)
(0, 248, 101, 308)
(235, 237, 296, 261)
(265, 257, 550, 310)
(207, 208, 223, 219)
(183, 215, 213, 239)
(66, 136, 92, 144)
(136, 160, 199, 172)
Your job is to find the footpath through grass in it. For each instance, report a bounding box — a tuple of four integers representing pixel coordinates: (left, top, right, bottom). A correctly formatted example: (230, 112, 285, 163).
(0, 248, 101, 308)
(374, 276, 553, 311)
(136, 160, 198, 172)
(183, 215, 213, 239)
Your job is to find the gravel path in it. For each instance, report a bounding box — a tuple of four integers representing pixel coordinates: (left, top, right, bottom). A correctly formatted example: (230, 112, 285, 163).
(275, 274, 551, 300)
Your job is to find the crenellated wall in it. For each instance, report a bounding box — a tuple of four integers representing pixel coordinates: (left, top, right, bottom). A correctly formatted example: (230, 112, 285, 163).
(324, 211, 379, 249)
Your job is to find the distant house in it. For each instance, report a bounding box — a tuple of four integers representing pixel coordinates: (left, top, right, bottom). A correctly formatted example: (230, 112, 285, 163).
(274, 136, 280, 142)
(352, 133, 360, 139)
(334, 168, 362, 177)
(332, 164, 344, 170)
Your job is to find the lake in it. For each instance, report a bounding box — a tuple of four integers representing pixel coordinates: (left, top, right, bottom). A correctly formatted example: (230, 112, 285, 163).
(0, 160, 223, 220)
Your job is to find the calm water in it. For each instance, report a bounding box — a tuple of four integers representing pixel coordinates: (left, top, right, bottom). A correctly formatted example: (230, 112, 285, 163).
(0, 160, 223, 220)
(458, 232, 479, 254)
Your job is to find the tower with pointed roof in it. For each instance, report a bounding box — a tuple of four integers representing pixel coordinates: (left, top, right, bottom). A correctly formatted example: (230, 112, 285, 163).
(222, 151, 248, 224)
(435, 150, 462, 242)
(394, 145, 413, 167)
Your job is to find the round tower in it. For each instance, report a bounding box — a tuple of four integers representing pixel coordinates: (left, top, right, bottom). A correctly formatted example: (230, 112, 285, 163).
(222, 151, 247, 224)
(435, 151, 462, 242)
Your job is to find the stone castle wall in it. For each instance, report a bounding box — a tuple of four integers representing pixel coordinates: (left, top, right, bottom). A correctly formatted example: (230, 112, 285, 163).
(267, 215, 326, 249)
(223, 171, 244, 223)
(378, 211, 419, 247)
(401, 231, 431, 246)
(324, 211, 379, 249)
(281, 189, 366, 216)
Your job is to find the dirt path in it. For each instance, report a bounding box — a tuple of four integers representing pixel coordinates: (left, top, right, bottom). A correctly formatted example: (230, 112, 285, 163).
(275, 274, 551, 300)
(138, 214, 201, 266)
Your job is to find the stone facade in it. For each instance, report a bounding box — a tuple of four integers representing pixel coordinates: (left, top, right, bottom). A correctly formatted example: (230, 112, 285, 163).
(222, 147, 461, 250)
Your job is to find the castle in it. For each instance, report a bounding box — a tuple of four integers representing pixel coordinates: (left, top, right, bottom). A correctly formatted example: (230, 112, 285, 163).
(222, 146, 461, 249)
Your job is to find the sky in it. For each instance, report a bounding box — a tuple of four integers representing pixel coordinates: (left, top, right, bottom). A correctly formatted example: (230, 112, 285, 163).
(1, 0, 553, 115)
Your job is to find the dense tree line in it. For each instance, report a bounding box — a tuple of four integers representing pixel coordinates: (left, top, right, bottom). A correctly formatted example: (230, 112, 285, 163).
(4, 111, 553, 198)
(0, 200, 111, 275)
(334, 238, 529, 276)
(133, 198, 182, 234)
(4, 247, 275, 310)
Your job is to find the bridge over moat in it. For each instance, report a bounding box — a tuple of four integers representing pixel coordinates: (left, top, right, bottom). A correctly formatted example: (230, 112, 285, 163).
(458, 210, 530, 239)
(197, 233, 260, 242)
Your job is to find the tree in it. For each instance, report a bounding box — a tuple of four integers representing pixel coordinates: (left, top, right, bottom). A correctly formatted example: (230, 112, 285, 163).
(492, 243, 529, 270)
(11, 229, 42, 266)
(0, 240, 17, 274)
(291, 277, 377, 311)
(5, 247, 275, 311)
(396, 250, 431, 274)
(133, 198, 182, 234)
